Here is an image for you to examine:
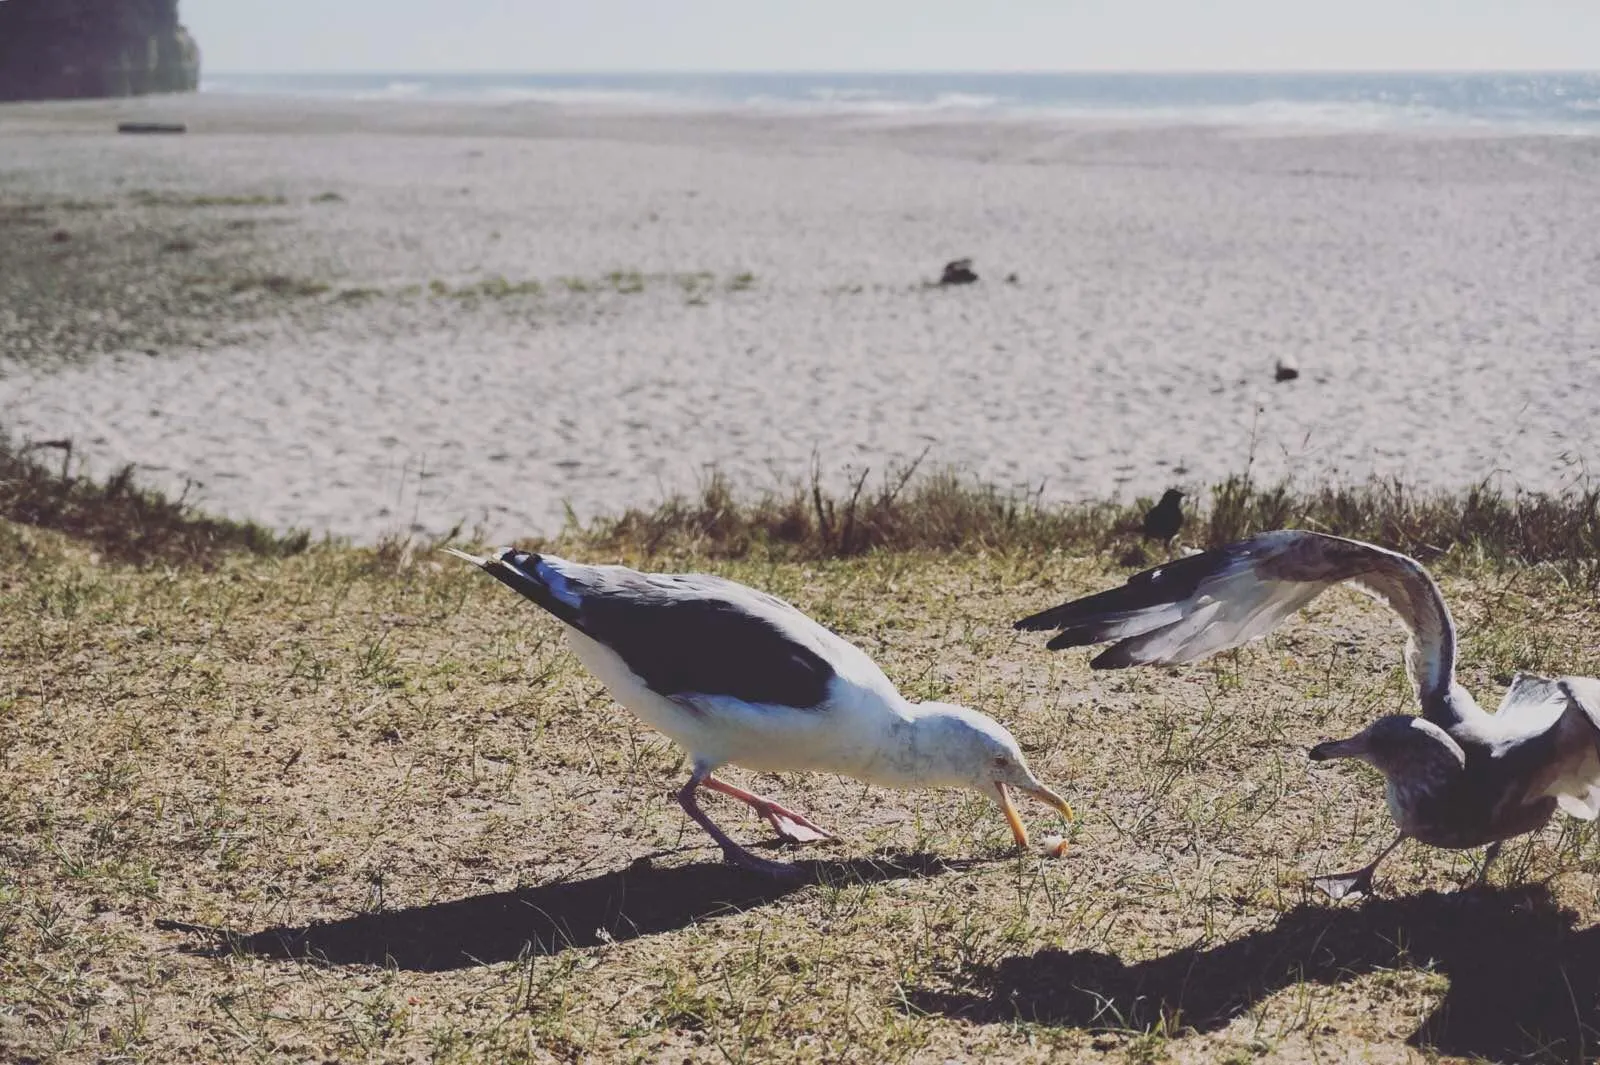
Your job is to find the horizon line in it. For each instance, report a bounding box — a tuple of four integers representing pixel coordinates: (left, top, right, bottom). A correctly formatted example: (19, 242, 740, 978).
(204, 67, 1600, 78)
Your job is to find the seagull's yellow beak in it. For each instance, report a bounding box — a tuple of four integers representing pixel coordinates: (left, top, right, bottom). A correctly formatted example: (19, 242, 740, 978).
(995, 782, 1074, 849)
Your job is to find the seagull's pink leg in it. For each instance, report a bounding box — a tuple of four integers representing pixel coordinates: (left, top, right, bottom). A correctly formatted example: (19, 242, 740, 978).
(703, 775, 834, 844)
(677, 768, 804, 878)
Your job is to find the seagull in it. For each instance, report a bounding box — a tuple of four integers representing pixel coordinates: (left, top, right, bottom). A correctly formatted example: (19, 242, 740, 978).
(444, 547, 1072, 877)
(1141, 489, 1186, 544)
(1013, 530, 1600, 898)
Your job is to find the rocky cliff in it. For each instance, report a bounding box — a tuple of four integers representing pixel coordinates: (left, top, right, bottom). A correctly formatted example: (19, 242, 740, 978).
(0, 0, 200, 102)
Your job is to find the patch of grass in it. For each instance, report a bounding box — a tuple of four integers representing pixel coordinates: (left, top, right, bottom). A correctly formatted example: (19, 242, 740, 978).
(312, 192, 347, 204)
(130, 191, 290, 209)
(606, 269, 646, 294)
(728, 271, 757, 292)
(572, 463, 1600, 583)
(427, 276, 544, 300)
(0, 203, 50, 228)
(227, 274, 332, 298)
(3, 520, 1598, 1063)
(3, 422, 1599, 1061)
(461, 275, 543, 299)
(0, 435, 309, 566)
(54, 198, 113, 212)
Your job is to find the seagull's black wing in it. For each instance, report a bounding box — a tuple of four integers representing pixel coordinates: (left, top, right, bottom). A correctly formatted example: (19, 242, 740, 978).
(468, 550, 837, 709)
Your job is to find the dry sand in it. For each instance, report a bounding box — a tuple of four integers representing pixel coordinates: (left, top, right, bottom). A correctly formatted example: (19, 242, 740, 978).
(2, 94, 1598, 541)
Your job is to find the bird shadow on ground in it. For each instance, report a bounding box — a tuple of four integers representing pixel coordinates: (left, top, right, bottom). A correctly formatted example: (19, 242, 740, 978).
(912, 884, 1600, 1063)
(159, 851, 973, 973)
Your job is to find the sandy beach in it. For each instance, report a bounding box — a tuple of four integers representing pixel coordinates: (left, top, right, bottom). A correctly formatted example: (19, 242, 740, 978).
(2, 93, 1598, 541)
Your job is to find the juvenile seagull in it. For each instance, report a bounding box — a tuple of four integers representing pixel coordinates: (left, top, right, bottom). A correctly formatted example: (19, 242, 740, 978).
(445, 548, 1072, 877)
(1014, 530, 1600, 898)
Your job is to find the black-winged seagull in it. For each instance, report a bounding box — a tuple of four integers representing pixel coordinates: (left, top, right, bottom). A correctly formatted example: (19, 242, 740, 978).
(445, 548, 1073, 877)
(1014, 530, 1600, 898)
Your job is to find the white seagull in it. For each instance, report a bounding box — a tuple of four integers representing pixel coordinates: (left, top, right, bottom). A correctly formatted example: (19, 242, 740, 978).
(1014, 530, 1600, 898)
(445, 547, 1072, 877)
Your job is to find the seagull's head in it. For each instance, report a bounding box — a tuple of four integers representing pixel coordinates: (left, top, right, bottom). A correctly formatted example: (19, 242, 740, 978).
(910, 703, 1074, 849)
(1309, 715, 1466, 781)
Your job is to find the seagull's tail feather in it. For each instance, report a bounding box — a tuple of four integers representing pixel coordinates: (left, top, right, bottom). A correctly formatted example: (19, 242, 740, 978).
(442, 546, 584, 625)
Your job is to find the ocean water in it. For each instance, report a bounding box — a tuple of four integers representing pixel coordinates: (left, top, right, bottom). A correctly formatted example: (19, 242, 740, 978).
(201, 71, 1600, 133)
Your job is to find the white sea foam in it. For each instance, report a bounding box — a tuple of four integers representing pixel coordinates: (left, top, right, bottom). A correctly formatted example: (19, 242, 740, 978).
(194, 72, 1600, 134)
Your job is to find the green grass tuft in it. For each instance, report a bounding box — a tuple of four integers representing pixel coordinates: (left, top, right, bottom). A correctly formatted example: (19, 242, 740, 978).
(130, 191, 290, 209)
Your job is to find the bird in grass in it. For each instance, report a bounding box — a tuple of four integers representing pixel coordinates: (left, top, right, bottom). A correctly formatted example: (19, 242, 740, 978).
(1141, 488, 1186, 544)
(444, 547, 1073, 877)
(1013, 530, 1600, 899)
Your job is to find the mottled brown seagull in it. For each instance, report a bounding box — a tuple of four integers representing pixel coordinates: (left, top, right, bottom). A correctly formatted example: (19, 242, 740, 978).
(446, 547, 1072, 877)
(1015, 530, 1600, 898)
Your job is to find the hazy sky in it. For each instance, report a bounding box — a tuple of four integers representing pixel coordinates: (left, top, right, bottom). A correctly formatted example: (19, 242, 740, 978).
(185, 1, 1599, 74)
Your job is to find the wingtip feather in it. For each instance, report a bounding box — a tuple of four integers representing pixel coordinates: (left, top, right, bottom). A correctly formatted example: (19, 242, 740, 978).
(1043, 627, 1100, 652)
(1089, 646, 1135, 670)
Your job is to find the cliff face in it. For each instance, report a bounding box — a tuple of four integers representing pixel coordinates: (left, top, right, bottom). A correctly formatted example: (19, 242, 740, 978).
(0, 0, 200, 102)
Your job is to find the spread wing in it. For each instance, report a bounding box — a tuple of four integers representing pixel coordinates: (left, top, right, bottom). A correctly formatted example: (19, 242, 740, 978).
(1015, 530, 1461, 708)
(1494, 674, 1600, 819)
(449, 549, 838, 709)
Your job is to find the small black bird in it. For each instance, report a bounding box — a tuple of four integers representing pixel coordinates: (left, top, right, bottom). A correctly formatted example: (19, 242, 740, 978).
(1141, 488, 1185, 543)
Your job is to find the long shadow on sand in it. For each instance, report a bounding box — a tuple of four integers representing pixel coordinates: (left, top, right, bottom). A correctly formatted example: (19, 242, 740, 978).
(165, 853, 967, 973)
(913, 885, 1600, 1063)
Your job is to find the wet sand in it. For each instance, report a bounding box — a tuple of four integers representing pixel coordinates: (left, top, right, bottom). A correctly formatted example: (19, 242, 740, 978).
(2, 94, 1598, 541)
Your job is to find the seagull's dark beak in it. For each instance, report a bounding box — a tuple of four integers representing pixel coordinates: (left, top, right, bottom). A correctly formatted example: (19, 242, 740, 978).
(1310, 736, 1366, 762)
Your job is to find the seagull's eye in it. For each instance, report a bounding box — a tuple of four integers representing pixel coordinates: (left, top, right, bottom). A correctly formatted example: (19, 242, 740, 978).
(992, 755, 1010, 769)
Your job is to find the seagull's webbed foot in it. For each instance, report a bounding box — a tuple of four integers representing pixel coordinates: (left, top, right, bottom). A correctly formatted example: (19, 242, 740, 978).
(702, 775, 834, 844)
(1311, 833, 1405, 901)
(679, 769, 808, 880)
(1312, 865, 1377, 901)
(759, 806, 833, 845)
(719, 844, 808, 880)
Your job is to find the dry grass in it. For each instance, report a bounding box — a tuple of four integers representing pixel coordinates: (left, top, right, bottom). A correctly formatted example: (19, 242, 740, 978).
(5, 497, 1600, 1062)
(0, 436, 309, 567)
(577, 463, 1600, 585)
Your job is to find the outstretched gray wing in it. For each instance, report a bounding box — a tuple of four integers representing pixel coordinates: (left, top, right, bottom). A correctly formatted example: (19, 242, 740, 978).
(1015, 530, 1460, 706)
